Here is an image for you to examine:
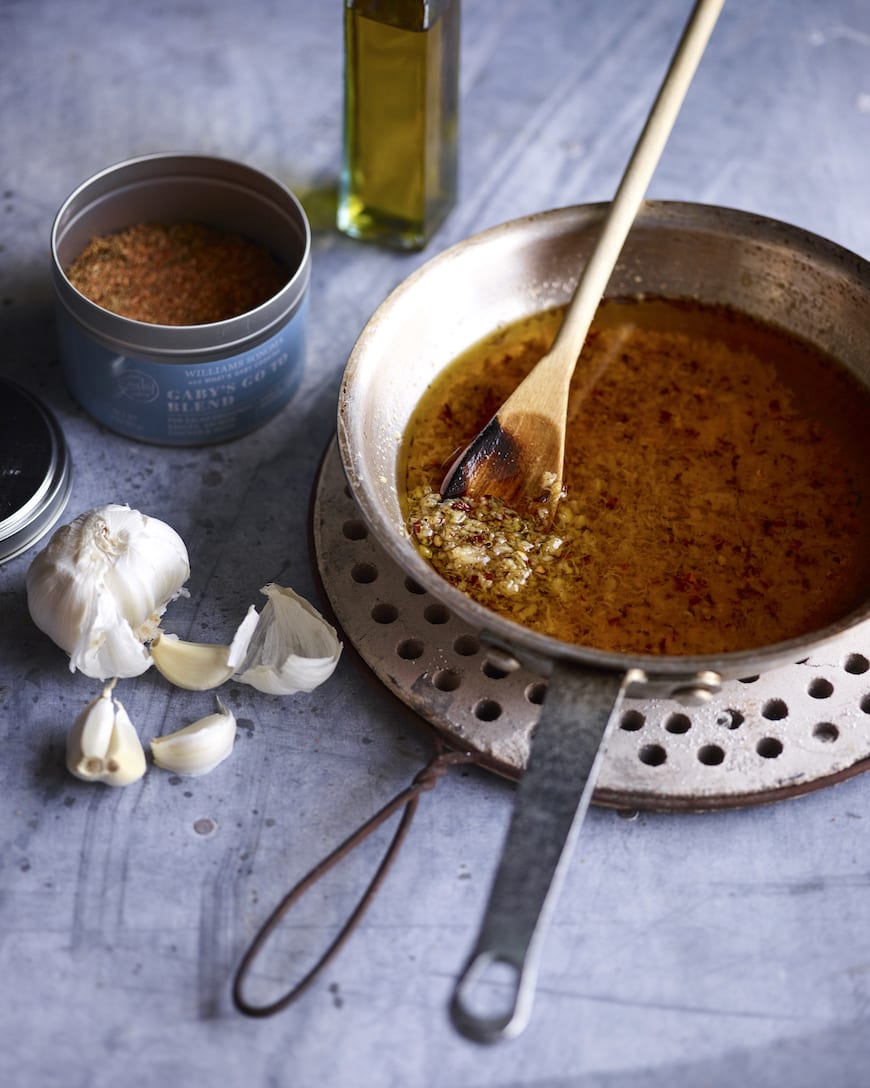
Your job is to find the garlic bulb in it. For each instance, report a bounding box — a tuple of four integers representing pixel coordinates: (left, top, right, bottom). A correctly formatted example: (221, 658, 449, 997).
(27, 504, 190, 680)
(67, 681, 146, 787)
(232, 583, 342, 695)
(150, 698, 236, 776)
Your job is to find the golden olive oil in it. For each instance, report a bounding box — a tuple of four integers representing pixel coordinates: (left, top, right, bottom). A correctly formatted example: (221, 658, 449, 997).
(338, 0, 459, 250)
(402, 299, 870, 655)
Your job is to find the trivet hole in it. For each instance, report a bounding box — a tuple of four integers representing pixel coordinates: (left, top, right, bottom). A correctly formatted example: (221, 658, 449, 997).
(424, 603, 450, 625)
(620, 709, 645, 732)
(525, 682, 547, 706)
(639, 744, 667, 766)
(664, 712, 691, 734)
(474, 699, 502, 722)
(433, 669, 461, 692)
(762, 698, 788, 721)
(342, 518, 368, 540)
(397, 638, 424, 660)
(756, 737, 784, 759)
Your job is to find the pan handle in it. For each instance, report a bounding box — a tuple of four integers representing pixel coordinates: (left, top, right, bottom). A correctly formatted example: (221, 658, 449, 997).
(450, 663, 627, 1043)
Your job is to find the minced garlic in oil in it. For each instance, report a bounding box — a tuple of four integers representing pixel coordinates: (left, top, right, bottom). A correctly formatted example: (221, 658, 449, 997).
(402, 298, 870, 656)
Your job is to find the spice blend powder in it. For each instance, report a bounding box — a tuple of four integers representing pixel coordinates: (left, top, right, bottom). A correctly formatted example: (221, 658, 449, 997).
(66, 222, 288, 326)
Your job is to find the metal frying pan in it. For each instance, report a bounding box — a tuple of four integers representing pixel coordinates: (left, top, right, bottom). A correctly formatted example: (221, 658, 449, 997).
(336, 201, 870, 1041)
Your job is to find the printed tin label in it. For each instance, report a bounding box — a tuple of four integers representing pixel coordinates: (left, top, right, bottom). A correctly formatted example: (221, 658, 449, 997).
(58, 301, 306, 445)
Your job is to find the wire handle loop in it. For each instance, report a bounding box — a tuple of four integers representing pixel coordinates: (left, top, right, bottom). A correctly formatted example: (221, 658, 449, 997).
(232, 741, 476, 1017)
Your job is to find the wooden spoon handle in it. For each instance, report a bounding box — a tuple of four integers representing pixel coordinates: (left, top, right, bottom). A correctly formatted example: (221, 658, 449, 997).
(551, 0, 726, 367)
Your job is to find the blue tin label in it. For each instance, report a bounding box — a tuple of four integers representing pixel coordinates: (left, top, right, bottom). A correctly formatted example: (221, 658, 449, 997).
(58, 300, 306, 445)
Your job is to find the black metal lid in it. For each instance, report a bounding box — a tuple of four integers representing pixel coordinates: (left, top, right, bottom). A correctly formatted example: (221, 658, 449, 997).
(0, 379, 72, 564)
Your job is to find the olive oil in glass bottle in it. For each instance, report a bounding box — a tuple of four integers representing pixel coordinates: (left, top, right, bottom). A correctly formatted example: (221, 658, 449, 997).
(338, 0, 460, 250)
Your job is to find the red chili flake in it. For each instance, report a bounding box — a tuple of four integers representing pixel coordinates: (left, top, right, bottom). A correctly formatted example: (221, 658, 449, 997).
(674, 571, 709, 594)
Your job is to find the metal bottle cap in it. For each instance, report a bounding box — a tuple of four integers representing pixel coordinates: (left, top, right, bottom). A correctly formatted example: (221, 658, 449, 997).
(0, 379, 72, 564)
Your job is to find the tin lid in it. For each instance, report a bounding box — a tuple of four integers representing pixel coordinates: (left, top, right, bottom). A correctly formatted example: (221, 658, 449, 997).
(0, 379, 72, 564)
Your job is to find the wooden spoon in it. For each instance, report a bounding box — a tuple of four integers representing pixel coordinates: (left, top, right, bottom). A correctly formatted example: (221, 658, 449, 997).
(440, 0, 725, 525)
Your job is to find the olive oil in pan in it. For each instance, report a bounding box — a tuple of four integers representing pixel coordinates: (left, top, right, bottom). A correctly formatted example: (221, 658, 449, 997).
(338, 0, 459, 250)
(403, 298, 870, 656)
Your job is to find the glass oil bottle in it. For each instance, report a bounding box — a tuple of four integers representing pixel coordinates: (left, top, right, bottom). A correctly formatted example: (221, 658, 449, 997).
(338, 0, 460, 250)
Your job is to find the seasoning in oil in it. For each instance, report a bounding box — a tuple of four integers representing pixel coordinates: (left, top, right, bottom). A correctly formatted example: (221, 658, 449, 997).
(403, 298, 870, 656)
(338, 0, 460, 250)
(66, 222, 288, 326)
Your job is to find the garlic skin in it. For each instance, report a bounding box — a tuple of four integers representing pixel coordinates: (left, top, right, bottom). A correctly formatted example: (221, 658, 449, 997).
(67, 682, 146, 787)
(151, 607, 258, 690)
(150, 698, 236, 776)
(27, 504, 190, 680)
(231, 584, 342, 695)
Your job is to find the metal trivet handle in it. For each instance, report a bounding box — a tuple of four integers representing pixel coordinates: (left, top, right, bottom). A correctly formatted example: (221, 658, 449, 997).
(232, 740, 477, 1018)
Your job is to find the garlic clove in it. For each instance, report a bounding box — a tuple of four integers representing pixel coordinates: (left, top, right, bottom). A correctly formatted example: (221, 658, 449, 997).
(67, 681, 146, 787)
(151, 606, 258, 690)
(102, 699, 148, 787)
(232, 584, 342, 695)
(27, 504, 190, 680)
(151, 634, 235, 690)
(73, 590, 154, 680)
(150, 698, 236, 776)
(68, 684, 117, 777)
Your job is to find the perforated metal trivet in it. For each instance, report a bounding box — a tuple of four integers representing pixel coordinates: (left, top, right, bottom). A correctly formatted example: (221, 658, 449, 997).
(313, 440, 870, 811)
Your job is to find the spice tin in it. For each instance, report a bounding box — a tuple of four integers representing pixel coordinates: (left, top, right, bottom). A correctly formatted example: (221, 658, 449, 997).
(51, 154, 310, 445)
(0, 379, 72, 564)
